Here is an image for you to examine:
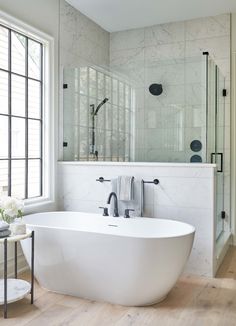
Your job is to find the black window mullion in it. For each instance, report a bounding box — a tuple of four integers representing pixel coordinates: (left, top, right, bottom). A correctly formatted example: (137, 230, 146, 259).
(25, 38, 29, 199)
(0, 67, 42, 83)
(8, 29, 12, 196)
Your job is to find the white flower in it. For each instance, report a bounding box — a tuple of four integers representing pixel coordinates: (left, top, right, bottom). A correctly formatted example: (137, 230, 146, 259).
(0, 196, 24, 217)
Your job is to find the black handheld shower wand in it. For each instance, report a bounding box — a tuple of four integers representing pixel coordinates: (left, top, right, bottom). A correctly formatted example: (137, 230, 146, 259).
(94, 98, 109, 116)
(90, 98, 109, 158)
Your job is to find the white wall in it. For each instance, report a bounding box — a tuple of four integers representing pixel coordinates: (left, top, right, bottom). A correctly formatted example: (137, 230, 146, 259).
(0, 0, 60, 274)
(58, 162, 216, 276)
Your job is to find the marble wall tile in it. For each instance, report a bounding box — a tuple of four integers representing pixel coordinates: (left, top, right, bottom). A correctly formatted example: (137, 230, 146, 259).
(153, 177, 213, 209)
(110, 47, 145, 68)
(185, 14, 230, 41)
(60, 0, 110, 68)
(144, 42, 185, 65)
(185, 36, 230, 60)
(145, 62, 185, 86)
(145, 21, 185, 47)
(110, 28, 145, 52)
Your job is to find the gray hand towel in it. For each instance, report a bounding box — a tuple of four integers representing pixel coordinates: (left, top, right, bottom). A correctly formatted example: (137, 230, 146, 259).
(110, 178, 143, 217)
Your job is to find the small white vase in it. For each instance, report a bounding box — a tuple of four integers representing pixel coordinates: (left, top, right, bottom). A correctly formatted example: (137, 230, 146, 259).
(10, 218, 26, 235)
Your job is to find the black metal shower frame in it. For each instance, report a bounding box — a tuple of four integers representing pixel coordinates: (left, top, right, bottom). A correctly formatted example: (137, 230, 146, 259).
(0, 24, 43, 199)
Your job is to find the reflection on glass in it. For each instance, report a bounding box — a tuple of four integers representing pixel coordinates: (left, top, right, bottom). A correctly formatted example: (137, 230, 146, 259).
(12, 118, 25, 158)
(12, 32, 26, 76)
(28, 119, 41, 158)
(0, 115, 8, 158)
(0, 26, 9, 70)
(0, 160, 8, 195)
(12, 75, 26, 116)
(28, 79, 41, 119)
(28, 159, 40, 198)
(80, 67, 88, 95)
(11, 160, 25, 198)
(0, 71, 9, 114)
(28, 39, 41, 80)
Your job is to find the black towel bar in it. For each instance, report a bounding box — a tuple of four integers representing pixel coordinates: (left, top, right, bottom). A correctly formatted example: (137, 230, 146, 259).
(96, 177, 160, 185)
(142, 179, 160, 185)
(96, 177, 111, 182)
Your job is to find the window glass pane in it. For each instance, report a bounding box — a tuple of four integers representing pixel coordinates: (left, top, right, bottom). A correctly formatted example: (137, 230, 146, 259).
(12, 32, 26, 76)
(0, 160, 8, 196)
(28, 80, 41, 119)
(11, 159, 25, 198)
(0, 26, 9, 70)
(12, 117, 25, 158)
(28, 159, 40, 198)
(28, 39, 41, 80)
(0, 70, 9, 114)
(28, 119, 41, 158)
(12, 75, 26, 116)
(0, 115, 8, 158)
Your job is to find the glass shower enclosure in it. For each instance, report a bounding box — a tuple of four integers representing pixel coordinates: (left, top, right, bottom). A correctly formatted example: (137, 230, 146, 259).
(62, 53, 227, 240)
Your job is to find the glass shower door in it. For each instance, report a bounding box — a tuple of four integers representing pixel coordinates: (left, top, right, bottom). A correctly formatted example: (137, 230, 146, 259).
(215, 66, 225, 239)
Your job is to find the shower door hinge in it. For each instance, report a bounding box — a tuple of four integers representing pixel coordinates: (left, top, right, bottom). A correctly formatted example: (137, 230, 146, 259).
(63, 84, 68, 89)
(222, 89, 227, 97)
(221, 211, 226, 219)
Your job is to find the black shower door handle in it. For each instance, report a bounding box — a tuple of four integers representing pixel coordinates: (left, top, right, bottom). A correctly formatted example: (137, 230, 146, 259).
(211, 153, 223, 173)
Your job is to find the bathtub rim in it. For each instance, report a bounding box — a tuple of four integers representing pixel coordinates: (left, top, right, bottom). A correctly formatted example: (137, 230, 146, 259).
(23, 211, 196, 240)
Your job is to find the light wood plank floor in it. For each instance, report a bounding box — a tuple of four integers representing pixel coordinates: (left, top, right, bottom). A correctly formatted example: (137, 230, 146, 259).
(1, 246, 236, 326)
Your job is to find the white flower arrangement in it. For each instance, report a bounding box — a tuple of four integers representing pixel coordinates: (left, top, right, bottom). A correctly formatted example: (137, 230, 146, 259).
(0, 196, 24, 224)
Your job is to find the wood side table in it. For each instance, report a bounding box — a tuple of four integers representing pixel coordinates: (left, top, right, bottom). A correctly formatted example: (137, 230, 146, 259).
(0, 230, 34, 319)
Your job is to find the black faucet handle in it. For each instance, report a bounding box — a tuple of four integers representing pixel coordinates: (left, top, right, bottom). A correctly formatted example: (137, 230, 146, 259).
(99, 207, 109, 216)
(124, 209, 135, 218)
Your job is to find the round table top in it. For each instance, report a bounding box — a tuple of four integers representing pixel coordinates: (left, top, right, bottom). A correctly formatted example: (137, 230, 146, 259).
(0, 229, 32, 243)
(0, 279, 31, 304)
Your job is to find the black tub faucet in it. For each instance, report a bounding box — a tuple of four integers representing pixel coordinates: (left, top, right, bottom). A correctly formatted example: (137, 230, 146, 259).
(107, 192, 119, 217)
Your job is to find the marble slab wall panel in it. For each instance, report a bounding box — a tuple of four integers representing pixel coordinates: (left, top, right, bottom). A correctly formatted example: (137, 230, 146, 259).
(60, 0, 110, 68)
(58, 162, 215, 276)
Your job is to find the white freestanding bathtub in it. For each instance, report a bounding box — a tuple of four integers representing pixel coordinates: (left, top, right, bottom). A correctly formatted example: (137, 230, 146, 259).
(21, 212, 195, 306)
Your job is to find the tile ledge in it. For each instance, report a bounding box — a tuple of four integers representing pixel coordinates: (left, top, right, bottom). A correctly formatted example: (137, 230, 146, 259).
(58, 161, 217, 168)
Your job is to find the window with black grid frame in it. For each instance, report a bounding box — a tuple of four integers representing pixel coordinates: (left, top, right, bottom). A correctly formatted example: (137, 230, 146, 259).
(0, 24, 43, 199)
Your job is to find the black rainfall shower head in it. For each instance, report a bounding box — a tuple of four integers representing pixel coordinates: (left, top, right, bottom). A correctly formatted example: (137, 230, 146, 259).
(149, 84, 163, 96)
(94, 98, 109, 115)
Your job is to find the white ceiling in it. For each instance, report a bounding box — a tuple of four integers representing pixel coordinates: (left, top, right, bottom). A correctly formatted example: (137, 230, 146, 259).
(66, 0, 236, 32)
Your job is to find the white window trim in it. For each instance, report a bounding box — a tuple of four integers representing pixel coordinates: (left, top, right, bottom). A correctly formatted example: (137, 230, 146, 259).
(0, 10, 56, 211)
